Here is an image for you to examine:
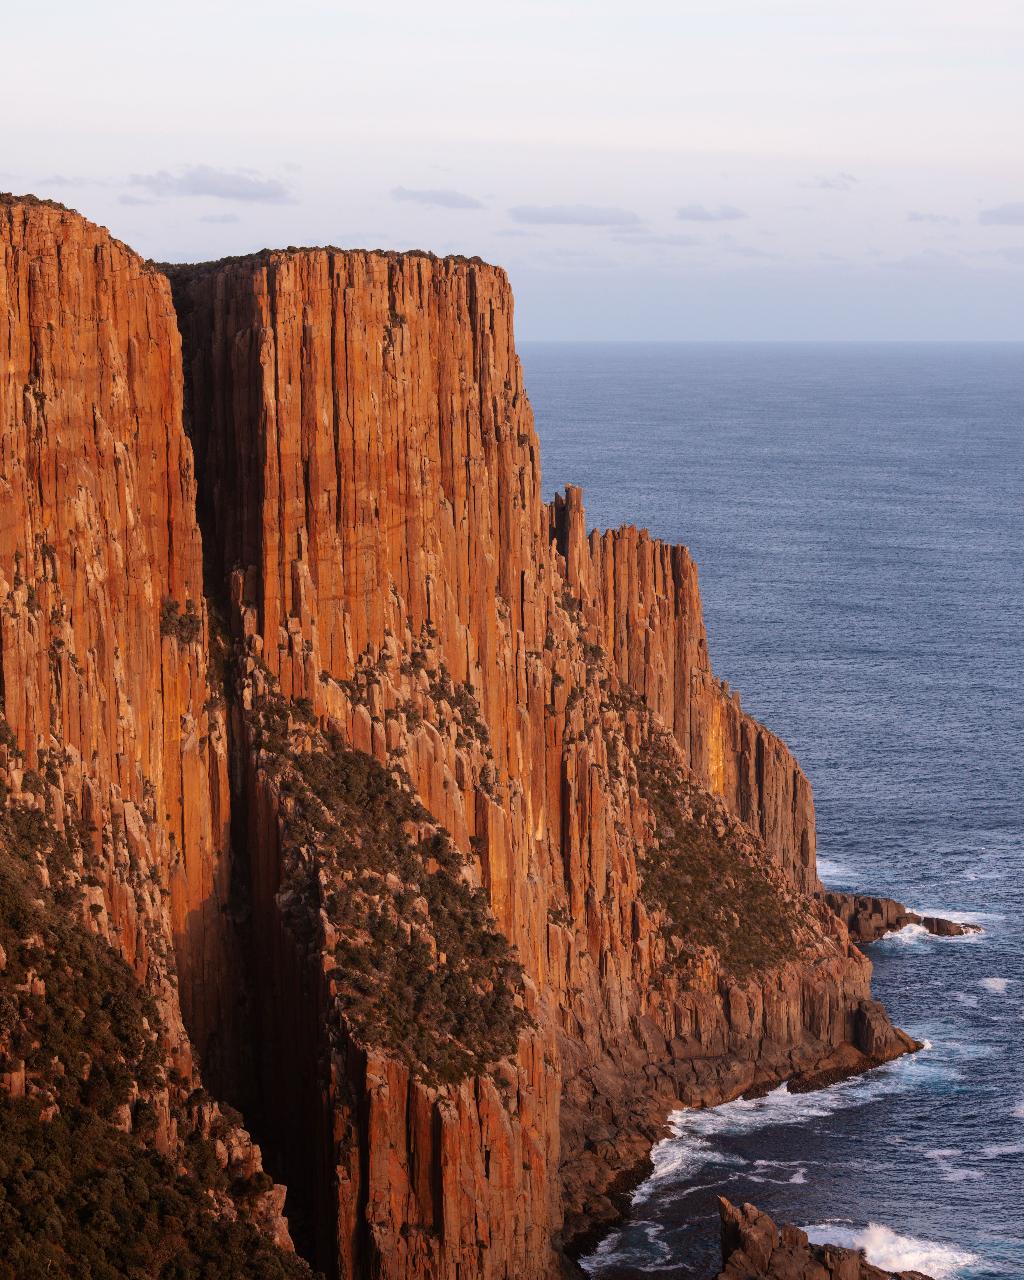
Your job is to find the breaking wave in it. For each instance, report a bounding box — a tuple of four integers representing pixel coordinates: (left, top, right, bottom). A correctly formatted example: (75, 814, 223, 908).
(803, 1221, 980, 1278)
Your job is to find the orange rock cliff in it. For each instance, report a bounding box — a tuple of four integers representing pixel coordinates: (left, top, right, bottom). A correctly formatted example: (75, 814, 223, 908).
(0, 197, 916, 1279)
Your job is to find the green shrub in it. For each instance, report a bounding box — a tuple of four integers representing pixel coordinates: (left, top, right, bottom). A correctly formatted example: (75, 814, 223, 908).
(0, 1098, 315, 1280)
(160, 598, 202, 645)
(0, 769, 319, 1278)
(0, 810, 162, 1112)
(634, 729, 799, 977)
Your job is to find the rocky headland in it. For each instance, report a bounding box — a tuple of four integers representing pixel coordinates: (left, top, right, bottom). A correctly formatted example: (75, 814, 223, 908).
(0, 195, 937, 1278)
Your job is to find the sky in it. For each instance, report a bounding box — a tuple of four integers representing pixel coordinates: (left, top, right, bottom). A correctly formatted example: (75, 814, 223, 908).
(3, 0, 1023, 339)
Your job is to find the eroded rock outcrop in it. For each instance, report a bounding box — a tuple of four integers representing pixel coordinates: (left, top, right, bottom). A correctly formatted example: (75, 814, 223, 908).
(0, 195, 298, 1271)
(716, 1199, 933, 1280)
(0, 194, 236, 1049)
(818, 892, 981, 942)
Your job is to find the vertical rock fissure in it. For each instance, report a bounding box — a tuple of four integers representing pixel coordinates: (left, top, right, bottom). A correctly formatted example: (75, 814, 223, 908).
(167, 268, 333, 1276)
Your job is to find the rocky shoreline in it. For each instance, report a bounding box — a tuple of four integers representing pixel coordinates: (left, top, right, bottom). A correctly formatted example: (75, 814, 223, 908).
(561, 1036, 924, 1275)
(569, 897, 981, 1277)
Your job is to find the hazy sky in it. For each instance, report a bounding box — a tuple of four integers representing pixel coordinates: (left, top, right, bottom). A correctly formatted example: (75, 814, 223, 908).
(4, 0, 1023, 338)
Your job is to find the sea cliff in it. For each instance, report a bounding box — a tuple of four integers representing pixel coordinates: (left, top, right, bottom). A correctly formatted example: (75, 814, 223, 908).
(0, 196, 917, 1279)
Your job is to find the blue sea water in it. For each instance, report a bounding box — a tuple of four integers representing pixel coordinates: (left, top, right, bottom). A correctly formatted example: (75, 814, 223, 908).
(520, 343, 1024, 1280)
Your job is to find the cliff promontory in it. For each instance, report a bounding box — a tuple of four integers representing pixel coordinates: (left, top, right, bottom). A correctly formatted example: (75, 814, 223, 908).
(0, 197, 916, 1279)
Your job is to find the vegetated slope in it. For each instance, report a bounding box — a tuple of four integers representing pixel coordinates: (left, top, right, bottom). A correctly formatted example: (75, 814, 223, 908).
(0, 784, 313, 1280)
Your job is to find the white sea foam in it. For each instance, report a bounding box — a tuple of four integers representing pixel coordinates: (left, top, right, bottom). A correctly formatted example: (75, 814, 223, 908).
(914, 905, 999, 927)
(875, 915, 986, 948)
(880, 922, 932, 946)
(640, 1135, 708, 1191)
(979, 976, 1010, 995)
(939, 1036, 1004, 1063)
(804, 1222, 980, 1278)
(1013, 1098, 1024, 1120)
(667, 1048, 947, 1145)
(816, 857, 852, 882)
(924, 1148, 985, 1183)
(625, 1044, 958, 1212)
(753, 1158, 813, 1168)
(578, 1220, 670, 1274)
(981, 1140, 1024, 1158)
(633, 1130, 747, 1206)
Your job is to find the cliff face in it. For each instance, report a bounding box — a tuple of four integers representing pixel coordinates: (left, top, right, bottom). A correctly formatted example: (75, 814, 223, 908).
(549, 488, 817, 893)
(169, 247, 911, 1275)
(0, 198, 915, 1280)
(0, 196, 299, 1271)
(0, 196, 234, 1046)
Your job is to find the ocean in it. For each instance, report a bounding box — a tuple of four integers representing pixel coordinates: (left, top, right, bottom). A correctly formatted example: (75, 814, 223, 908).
(521, 342, 1024, 1280)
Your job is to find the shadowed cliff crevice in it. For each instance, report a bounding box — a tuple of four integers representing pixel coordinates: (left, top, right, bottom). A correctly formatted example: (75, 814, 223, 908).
(0, 197, 312, 1275)
(167, 273, 333, 1275)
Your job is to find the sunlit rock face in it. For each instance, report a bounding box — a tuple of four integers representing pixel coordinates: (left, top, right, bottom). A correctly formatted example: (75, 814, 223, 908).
(0, 199, 913, 1280)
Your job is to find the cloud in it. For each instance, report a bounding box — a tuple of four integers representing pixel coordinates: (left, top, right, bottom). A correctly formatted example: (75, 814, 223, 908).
(118, 194, 155, 207)
(908, 210, 959, 225)
(723, 243, 778, 259)
(38, 174, 117, 190)
(986, 246, 1024, 265)
(890, 249, 963, 271)
(979, 202, 1024, 226)
(807, 172, 858, 191)
(676, 203, 746, 222)
(508, 204, 640, 226)
(128, 164, 292, 203)
(612, 229, 700, 247)
(200, 213, 241, 224)
(391, 185, 483, 209)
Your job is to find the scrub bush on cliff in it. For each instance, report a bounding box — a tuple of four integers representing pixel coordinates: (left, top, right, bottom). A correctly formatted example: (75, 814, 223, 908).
(249, 690, 530, 1086)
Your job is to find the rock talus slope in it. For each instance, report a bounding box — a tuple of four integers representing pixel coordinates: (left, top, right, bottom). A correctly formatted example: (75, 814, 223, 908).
(0, 198, 916, 1280)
